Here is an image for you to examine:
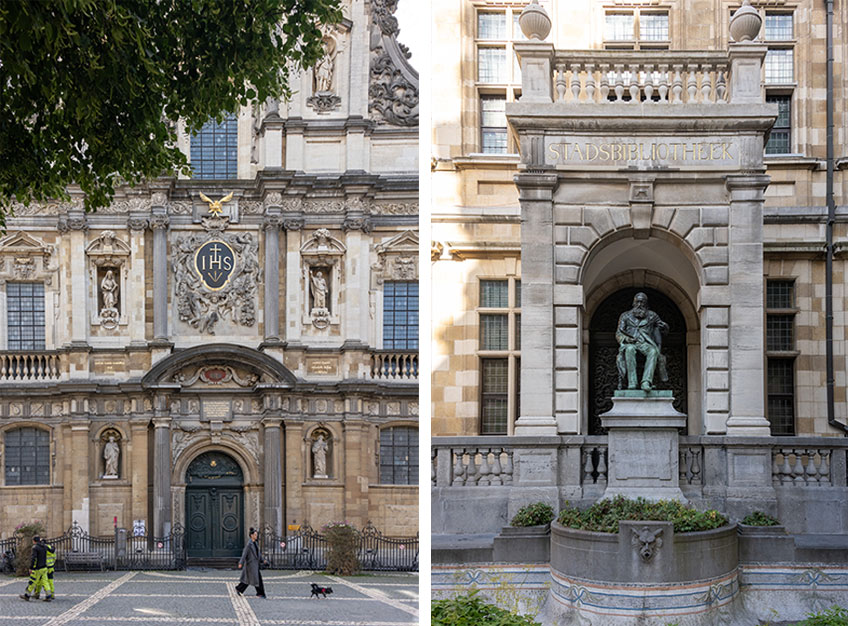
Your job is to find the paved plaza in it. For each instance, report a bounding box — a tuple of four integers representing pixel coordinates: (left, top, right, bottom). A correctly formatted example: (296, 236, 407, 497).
(0, 569, 418, 626)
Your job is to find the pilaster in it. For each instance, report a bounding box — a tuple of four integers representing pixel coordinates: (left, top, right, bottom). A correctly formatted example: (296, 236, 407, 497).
(284, 420, 304, 526)
(262, 212, 283, 344)
(150, 210, 170, 343)
(129, 417, 150, 529)
(70, 418, 91, 533)
(262, 417, 284, 535)
(127, 216, 149, 344)
(152, 416, 172, 536)
(725, 174, 771, 436)
(515, 172, 559, 436)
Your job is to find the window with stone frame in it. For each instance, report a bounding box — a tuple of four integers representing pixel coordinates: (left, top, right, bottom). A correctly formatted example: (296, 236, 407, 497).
(383, 281, 419, 350)
(479, 278, 521, 434)
(474, 6, 526, 154)
(6, 282, 45, 350)
(379, 426, 418, 485)
(603, 8, 669, 50)
(4, 427, 50, 486)
(190, 113, 238, 179)
(766, 279, 797, 436)
(761, 11, 795, 154)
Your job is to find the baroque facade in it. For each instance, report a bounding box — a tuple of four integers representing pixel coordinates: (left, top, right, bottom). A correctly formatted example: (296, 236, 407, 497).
(0, 0, 419, 553)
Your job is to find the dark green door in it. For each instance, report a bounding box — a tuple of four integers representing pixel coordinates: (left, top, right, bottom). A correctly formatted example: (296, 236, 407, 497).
(185, 452, 244, 558)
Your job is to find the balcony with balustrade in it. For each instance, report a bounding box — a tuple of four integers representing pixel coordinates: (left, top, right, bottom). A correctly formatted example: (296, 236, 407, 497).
(0, 351, 64, 383)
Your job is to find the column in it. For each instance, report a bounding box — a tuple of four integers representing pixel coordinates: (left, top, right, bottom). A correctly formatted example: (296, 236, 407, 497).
(725, 174, 771, 435)
(129, 417, 150, 530)
(514, 173, 559, 435)
(150, 212, 170, 342)
(262, 214, 283, 343)
(283, 421, 304, 527)
(262, 418, 283, 535)
(152, 416, 172, 536)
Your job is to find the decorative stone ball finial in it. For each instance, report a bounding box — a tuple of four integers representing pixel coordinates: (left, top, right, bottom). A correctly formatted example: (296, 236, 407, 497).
(519, 0, 551, 41)
(729, 0, 762, 42)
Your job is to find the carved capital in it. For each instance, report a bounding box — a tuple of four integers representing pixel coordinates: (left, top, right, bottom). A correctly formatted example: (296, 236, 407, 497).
(262, 215, 284, 231)
(58, 214, 88, 232)
(150, 214, 170, 231)
(283, 218, 305, 231)
(263, 191, 284, 211)
(342, 216, 373, 233)
(127, 216, 149, 231)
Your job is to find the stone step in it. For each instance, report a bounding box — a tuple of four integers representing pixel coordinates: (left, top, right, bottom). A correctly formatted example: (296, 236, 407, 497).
(431, 534, 495, 564)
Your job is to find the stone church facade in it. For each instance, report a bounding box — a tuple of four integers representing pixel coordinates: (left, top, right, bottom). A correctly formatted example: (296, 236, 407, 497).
(0, 0, 419, 550)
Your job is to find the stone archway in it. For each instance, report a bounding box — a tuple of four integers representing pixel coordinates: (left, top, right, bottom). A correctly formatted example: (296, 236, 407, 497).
(587, 287, 688, 435)
(185, 451, 245, 559)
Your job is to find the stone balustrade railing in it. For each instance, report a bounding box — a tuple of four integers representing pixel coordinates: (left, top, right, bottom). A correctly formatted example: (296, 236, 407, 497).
(369, 351, 418, 380)
(0, 351, 62, 382)
(772, 447, 834, 486)
(551, 51, 730, 105)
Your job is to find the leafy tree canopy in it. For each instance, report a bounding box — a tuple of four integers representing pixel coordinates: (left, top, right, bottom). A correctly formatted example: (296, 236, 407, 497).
(0, 0, 342, 227)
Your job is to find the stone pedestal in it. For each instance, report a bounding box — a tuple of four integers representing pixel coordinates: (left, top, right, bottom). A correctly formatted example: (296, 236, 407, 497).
(601, 391, 687, 502)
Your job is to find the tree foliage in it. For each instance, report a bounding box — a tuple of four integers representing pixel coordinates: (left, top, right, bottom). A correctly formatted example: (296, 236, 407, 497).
(0, 0, 342, 227)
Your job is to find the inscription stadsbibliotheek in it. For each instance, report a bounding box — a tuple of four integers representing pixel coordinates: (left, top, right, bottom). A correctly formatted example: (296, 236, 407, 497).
(544, 137, 739, 167)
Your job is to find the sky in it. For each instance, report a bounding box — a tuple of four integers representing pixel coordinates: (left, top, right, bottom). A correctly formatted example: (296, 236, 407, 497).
(394, 0, 424, 69)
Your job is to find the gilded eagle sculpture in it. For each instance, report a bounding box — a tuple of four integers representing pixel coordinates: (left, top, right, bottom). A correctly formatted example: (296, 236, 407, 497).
(198, 191, 234, 216)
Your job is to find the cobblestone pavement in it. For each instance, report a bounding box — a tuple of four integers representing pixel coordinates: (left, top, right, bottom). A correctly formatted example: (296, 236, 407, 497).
(0, 569, 418, 626)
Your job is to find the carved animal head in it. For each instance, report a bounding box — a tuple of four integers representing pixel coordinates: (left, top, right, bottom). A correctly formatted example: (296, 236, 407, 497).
(631, 526, 663, 562)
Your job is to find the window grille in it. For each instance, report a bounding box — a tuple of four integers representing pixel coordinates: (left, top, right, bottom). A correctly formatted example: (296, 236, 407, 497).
(190, 113, 238, 179)
(379, 427, 418, 485)
(6, 282, 45, 350)
(4, 427, 50, 486)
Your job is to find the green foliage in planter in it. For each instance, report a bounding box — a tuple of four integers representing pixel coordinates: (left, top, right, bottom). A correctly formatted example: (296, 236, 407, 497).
(432, 591, 541, 626)
(556, 495, 728, 534)
(510, 502, 554, 528)
(13, 520, 46, 576)
(322, 522, 360, 575)
(801, 606, 848, 626)
(741, 511, 780, 526)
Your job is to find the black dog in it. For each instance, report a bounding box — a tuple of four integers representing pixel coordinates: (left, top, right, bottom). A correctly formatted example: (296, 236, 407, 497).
(310, 583, 333, 598)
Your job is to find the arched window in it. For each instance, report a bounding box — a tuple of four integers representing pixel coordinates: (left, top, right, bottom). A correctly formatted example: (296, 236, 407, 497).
(4, 427, 49, 485)
(379, 426, 417, 485)
(190, 114, 238, 179)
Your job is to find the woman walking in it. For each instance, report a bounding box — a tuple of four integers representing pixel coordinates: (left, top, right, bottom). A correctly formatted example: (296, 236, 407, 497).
(236, 528, 267, 598)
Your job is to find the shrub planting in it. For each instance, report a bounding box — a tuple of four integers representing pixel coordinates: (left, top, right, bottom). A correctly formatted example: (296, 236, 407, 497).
(510, 502, 554, 528)
(556, 496, 728, 534)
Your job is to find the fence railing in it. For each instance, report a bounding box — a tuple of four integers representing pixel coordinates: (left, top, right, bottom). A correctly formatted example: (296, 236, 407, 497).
(1, 522, 186, 572)
(0, 351, 62, 382)
(261, 523, 418, 572)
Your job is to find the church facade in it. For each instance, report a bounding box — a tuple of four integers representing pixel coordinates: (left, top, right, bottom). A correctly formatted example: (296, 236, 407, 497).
(0, 0, 419, 554)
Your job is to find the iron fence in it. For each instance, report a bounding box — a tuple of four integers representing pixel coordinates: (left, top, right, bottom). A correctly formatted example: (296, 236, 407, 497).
(1, 522, 186, 572)
(261, 522, 418, 572)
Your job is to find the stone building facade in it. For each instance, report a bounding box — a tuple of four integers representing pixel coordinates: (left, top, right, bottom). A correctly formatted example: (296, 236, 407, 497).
(0, 0, 419, 552)
(432, 0, 848, 439)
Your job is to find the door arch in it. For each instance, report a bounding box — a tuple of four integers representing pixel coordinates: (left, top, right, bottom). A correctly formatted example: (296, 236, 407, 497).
(587, 287, 688, 435)
(185, 451, 244, 558)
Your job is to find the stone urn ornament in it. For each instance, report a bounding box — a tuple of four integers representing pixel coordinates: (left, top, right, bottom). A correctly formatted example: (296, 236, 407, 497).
(519, 0, 551, 41)
(729, 0, 762, 42)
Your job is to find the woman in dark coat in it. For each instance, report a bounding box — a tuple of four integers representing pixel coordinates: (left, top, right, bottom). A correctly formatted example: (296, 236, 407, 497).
(236, 528, 266, 598)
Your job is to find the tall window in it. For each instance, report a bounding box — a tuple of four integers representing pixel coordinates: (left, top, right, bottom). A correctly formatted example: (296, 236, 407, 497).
(190, 113, 238, 179)
(762, 11, 795, 155)
(604, 9, 669, 49)
(766, 95, 791, 155)
(383, 281, 419, 350)
(479, 278, 521, 434)
(379, 426, 417, 485)
(6, 282, 45, 350)
(475, 7, 527, 154)
(4, 427, 50, 486)
(766, 280, 797, 435)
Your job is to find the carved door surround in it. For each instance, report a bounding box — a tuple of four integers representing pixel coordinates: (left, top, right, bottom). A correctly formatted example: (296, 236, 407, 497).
(300, 229, 346, 330)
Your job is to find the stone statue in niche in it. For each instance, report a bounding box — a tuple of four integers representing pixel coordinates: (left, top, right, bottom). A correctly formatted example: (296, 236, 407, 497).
(99, 268, 120, 329)
(307, 37, 342, 113)
(616, 292, 669, 392)
(102, 434, 120, 478)
(310, 268, 331, 329)
(312, 434, 329, 478)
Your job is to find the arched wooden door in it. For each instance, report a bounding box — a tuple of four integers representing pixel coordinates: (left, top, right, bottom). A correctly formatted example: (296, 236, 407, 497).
(185, 451, 244, 558)
(588, 287, 687, 435)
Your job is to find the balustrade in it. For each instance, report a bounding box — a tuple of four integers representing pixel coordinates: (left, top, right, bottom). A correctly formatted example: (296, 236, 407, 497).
(547, 51, 729, 105)
(447, 447, 514, 487)
(0, 351, 61, 381)
(581, 442, 608, 485)
(772, 448, 833, 486)
(679, 445, 703, 485)
(369, 351, 418, 380)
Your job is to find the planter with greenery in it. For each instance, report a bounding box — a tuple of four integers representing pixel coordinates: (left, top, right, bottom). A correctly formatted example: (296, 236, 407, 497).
(737, 511, 794, 562)
(493, 502, 554, 563)
(551, 496, 736, 584)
